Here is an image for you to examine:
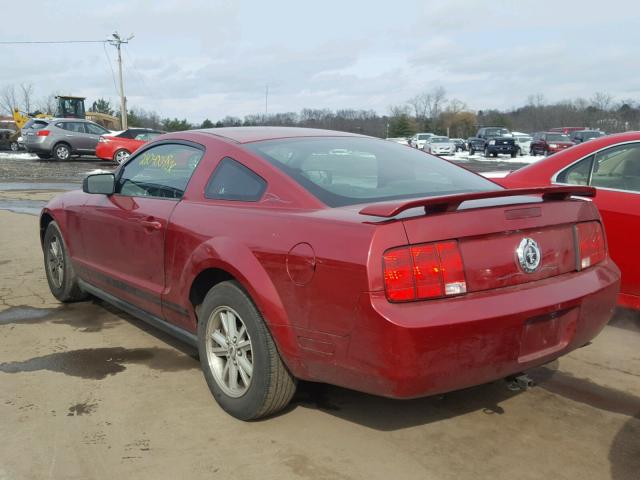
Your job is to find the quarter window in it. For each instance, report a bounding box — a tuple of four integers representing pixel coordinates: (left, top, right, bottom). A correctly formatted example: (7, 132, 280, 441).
(85, 123, 108, 135)
(205, 157, 267, 201)
(116, 143, 203, 199)
(590, 143, 640, 192)
(557, 155, 594, 185)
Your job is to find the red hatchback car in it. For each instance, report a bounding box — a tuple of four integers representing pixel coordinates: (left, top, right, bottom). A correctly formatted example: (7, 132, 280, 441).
(500, 131, 640, 310)
(96, 128, 164, 165)
(40, 127, 620, 420)
(530, 132, 575, 156)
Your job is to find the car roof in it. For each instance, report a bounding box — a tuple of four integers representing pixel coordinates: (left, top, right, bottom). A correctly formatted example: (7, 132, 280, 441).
(187, 126, 367, 144)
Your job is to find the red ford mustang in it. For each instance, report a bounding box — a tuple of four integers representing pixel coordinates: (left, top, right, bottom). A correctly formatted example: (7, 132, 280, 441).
(40, 127, 620, 420)
(96, 128, 164, 164)
(500, 131, 639, 310)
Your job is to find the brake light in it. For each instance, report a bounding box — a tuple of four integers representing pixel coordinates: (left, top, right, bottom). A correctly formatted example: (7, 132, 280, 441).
(383, 240, 467, 302)
(576, 221, 605, 269)
(37, 130, 50, 137)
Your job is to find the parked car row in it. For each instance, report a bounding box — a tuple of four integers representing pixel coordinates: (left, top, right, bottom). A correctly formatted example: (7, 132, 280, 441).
(19, 116, 164, 163)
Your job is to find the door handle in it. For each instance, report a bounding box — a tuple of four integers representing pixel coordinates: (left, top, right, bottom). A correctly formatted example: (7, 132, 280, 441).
(140, 219, 162, 231)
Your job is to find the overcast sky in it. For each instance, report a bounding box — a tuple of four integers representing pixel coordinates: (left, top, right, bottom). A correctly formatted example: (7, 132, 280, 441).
(1, 0, 639, 122)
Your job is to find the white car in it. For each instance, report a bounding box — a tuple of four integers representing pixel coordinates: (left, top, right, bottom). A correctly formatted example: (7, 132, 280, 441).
(409, 132, 435, 149)
(423, 136, 455, 155)
(512, 131, 533, 156)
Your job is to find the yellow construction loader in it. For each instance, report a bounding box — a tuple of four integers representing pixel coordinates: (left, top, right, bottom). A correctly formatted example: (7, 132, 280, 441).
(12, 95, 120, 130)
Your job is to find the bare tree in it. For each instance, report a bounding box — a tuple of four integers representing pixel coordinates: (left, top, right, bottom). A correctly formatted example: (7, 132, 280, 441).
(35, 93, 57, 115)
(19, 83, 34, 113)
(590, 92, 613, 111)
(0, 85, 19, 116)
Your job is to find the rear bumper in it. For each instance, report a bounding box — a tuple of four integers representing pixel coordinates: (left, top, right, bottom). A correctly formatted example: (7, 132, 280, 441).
(319, 259, 620, 398)
(95, 142, 114, 161)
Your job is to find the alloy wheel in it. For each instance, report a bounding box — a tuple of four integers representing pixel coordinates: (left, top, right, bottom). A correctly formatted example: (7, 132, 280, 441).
(47, 235, 64, 289)
(55, 145, 70, 160)
(205, 306, 254, 398)
(114, 150, 130, 165)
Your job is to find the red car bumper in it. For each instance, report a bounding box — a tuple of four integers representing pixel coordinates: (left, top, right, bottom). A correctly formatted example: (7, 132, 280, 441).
(308, 259, 619, 399)
(95, 141, 115, 161)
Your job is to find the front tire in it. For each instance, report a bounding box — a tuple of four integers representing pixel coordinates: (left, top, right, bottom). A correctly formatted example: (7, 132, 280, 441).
(197, 281, 296, 420)
(469, 148, 475, 155)
(43, 222, 88, 302)
(53, 143, 71, 161)
(10, 141, 19, 152)
(484, 147, 490, 158)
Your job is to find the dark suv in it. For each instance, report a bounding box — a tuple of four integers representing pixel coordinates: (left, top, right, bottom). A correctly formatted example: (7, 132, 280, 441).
(470, 127, 517, 158)
(569, 130, 605, 144)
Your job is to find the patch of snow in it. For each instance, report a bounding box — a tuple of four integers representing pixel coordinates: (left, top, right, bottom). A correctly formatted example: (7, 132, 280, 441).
(0, 152, 37, 160)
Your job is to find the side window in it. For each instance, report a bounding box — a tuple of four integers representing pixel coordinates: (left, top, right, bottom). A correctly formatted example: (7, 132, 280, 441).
(556, 155, 594, 185)
(116, 143, 203, 199)
(62, 122, 84, 133)
(85, 123, 108, 135)
(590, 143, 640, 192)
(205, 157, 267, 202)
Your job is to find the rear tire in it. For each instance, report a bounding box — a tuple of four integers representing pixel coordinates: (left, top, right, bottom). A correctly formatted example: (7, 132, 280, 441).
(197, 281, 296, 420)
(469, 148, 475, 155)
(511, 152, 517, 158)
(43, 222, 88, 302)
(113, 149, 130, 165)
(531, 148, 537, 156)
(53, 143, 71, 161)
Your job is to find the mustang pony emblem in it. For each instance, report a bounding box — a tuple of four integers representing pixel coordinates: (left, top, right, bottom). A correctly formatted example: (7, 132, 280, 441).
(517, 238, 541, 273)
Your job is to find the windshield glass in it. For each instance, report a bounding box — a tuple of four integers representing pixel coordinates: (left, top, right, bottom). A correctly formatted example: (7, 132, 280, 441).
(246, 137, 498, 207)
(417, 134, 430, 140)
(547, 134, 571, 142)
(431, 137, 449, 143)
(484, 128, 509, 137)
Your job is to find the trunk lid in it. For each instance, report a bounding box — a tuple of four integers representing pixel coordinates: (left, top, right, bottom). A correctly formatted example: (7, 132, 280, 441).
(376, 188, 598, 293)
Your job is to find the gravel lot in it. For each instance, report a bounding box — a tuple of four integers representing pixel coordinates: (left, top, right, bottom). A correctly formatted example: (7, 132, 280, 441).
(0, 152, 638, 480)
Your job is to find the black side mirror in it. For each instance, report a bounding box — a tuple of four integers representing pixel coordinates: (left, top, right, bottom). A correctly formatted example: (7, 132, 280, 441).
(83, 173, 115, 195)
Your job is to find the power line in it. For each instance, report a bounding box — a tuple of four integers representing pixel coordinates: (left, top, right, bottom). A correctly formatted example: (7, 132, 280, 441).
(0, 40, 107, 45)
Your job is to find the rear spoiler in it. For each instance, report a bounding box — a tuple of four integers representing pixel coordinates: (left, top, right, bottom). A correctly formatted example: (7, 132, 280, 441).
(358, 186, 596, 218)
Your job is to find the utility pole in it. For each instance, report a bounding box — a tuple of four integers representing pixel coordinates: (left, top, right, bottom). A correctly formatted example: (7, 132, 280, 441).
(108, 32, 134, 129)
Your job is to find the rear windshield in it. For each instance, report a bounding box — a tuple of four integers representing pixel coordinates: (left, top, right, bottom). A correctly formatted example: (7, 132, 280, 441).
(246, 137, 498, 207)
(547, 133, 571, 142)
(23, 119, 48, 130)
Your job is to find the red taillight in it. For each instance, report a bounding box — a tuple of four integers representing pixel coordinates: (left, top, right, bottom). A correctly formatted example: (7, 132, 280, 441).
(576, 221, 605, 269)
(383, 240, 467, 302)
(36, 130, 50, 137)
(382, 247, 415, 301)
